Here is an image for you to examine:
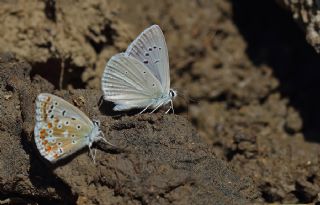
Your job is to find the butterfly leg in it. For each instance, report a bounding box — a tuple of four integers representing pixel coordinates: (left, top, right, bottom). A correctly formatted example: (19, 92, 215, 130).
(98, 130, 116, 147)
(89, 146, 96, 164)
(150, 101, 164, 113)
(139, 102, 153, 114)
(165, 100, 174, 114)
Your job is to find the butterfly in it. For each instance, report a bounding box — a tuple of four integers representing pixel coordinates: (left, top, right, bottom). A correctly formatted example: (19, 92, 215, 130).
(34, 93, 112, 163)
(101, 25, 177, 114)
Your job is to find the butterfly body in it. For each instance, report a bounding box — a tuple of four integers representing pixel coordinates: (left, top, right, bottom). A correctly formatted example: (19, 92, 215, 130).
(102, 25, 176, 113)
(34, 93, 107, 162)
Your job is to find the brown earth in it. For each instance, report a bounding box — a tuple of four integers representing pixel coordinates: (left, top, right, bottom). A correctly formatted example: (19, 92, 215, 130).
(0, 0, 320, 204)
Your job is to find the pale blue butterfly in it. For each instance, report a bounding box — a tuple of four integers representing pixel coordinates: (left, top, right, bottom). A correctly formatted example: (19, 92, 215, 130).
(101, 25, 177, 114)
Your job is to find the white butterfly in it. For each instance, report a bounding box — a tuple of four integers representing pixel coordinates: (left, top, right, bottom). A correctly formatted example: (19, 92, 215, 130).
(101, 25, 177, 114)
(34, 93, 112, 163)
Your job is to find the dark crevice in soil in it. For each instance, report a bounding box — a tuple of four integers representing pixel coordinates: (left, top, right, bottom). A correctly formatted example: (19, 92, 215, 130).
(44, 0, 57, 22)
(30, 58, 86, 89)
(232, 0, 320, 142)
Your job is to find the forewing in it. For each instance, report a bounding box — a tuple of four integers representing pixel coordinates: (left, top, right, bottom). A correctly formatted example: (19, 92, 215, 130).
(34, 93, 93, 162)
(101, 53, 163, 110)
(125, 25, 170, 93)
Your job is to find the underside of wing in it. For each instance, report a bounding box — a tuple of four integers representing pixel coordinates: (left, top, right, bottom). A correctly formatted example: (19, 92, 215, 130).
(35, 93, 92, 126)
(102, 53, 164, 109)
(34, 93, 93, 162)
(34, 119, 91, 162)
(125, 25, 170, 93)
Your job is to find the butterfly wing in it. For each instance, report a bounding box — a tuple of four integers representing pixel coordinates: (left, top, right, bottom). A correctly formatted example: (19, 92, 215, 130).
(125, 25, 170, 93)
(34, 93, 94, 162)
(101, 53, 164, 111)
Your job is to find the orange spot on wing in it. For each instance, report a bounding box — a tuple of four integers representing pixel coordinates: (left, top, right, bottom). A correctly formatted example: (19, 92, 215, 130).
(42, 140, 48, 145)
(39, 129, 48, 139)
(48, 123, 52, 128)
(45, 146, 52, 152)
(54, 153, 59, 159)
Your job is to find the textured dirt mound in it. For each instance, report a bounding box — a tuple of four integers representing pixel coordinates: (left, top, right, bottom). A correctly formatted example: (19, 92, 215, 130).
(0, 55, 257, 204)
(1, 0, 320, 204)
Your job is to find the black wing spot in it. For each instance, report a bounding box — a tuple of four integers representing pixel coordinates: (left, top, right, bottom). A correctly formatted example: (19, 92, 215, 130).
(50, 115, 54, 119)
(152, 83, 155, 87)
(76, 125, 81, 130)
(50, 105, 54, 109)
(62, 110, 66, 116)
(145, 53, 149, 56)
(143, 71, 146, 74)
(71, 117, 76, 120)
(54, 102, 58, 106)
(154, 60, 160, 63)
(125, 71, 128, 74)
(159, 47, 162, 50)
(153, 46, 157, 49)
(148, 47, 152, 51)
(65, 121, 69, 125)
(143, 60, 148, 64)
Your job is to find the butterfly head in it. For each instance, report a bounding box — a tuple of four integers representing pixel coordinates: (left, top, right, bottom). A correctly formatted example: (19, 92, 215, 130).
(169, 89, 177, 99)
(88, 120, 102, 146)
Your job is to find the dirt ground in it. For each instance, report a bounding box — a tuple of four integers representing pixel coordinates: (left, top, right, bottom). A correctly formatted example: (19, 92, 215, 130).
(1, 0, 320, 204)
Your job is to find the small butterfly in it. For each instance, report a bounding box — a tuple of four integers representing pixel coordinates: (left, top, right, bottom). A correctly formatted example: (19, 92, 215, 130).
(34, 93, 112, 163)
(101, 25, 177, 114)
